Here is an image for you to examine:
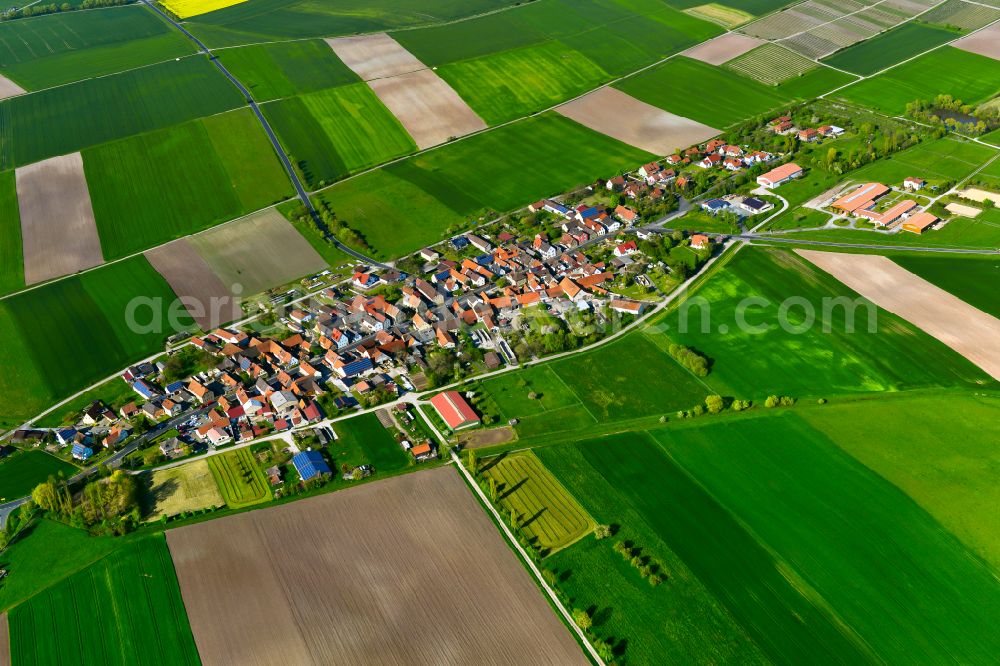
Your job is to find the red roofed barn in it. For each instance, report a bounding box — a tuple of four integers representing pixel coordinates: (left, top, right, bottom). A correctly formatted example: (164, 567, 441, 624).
(430, 391, 481, 430)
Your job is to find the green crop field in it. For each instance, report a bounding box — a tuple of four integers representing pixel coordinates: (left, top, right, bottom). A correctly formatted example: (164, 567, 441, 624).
(836, 47, 1000, 115)
(437, 41, 610, 125)
(312, 169, 467, 260)
(774, 65, 858, 99)
(802, 393, 1000, 569)
(482, 451, 594, 551)
(0, 256, 184, 425)
(849, 136, 996, 184)
(0, 7, 196, 90)
(207, 448, 271, 508)
(768, 215, 1000, 249)
(0, 450, 75, 500)
(264, 82, 416, 188)
(85, 109, 291, 260)
(0, 169, 22, 295)
(654, 412, 1000, 664)
(0, 56, 244, 169)
(187, 0, 516, 46)
(217, 39, 359, 102)
(328, 412, 412, 476)
(650, 246, 992, 399)
(9, 535, 200, 665)
(35, 375, 139, 428)
(616, 57, 792, 128)
(892, 254, 1000, 317)
(821, 22, 961, 75)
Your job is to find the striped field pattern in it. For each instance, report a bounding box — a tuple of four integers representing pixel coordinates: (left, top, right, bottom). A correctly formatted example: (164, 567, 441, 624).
(726, 43, 818, 84)
(484, 451, 594, 551)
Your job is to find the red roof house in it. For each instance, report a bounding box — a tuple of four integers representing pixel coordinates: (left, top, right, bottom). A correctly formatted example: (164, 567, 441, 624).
(430, 391, 480, 430)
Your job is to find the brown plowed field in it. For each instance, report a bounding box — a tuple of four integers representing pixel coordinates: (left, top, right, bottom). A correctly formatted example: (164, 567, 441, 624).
(682, 32, 765, 65)
(326, 33, 425, 80)
(145, 239, 240, 330)
(557, 87, 719, 155)
(368, 68, 486, 149)
(0, 613, 8, 666)
(16, 152, 103, 285)
(0, 74, 24, 100)
(167, 466, 587, 666)
(189, 209, 326, 296)
(797, 249, 1000, 380)
(953, 24, 1000, 61)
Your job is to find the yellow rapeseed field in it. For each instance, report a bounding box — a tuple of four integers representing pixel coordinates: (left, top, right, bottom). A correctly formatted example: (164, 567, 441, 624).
(162, 0, 247, 19)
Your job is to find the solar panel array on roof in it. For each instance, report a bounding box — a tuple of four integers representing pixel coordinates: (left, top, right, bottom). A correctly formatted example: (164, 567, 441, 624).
(292, 450, 332, 481)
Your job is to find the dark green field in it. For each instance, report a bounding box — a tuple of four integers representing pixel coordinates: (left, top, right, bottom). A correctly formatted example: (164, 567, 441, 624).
(9, 535, 200, 665)
(616, 57, 792, 128)
(836, 47, 1000, 115)
(85, 109, 291, 259)
(217, 39, 359, 101)
(651, 247, 992, 398)
(0, 56, 244, 169)
(264, 83, 416, 187)
(326, 412, 412, 481)
(0, 169, 22, 295)
(892, 254, 1000, 317)
(0, 7, 196, 90)
(821, 22, 961, 75)
(0, 256, 185, 424)
(0, 450, 75, 500)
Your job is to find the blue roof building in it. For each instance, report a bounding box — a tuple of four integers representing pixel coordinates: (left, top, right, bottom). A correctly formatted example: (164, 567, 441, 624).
(72, 444, 94, 461)
(132, 379, 159, 400)
(450, 236, 470, 250)
(165, 380, 186, 394)
(341, 358, 374, 378)
(292, 450, 332, 482)
(701, 198, 729, 214)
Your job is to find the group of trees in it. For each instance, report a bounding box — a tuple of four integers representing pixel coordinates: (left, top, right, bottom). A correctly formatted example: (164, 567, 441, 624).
(906, 95, 999, 136)
(31, 470, 140, 535)
(287, 201, 376, 257)
(765, 395, 795, 408)
(612, 540, 664, 586)
(1, 0, 130, 21)
(667, 343, 710, 377)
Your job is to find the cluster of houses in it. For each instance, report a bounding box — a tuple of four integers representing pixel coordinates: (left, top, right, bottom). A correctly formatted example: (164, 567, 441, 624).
(692, 138, 779, 173)
(768, 115, 845, 142)
(829, 180, 939, 233)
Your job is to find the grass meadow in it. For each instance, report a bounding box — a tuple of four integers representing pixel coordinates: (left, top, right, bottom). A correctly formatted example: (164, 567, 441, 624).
(892, 254, 1000, 317)
(836, 47, 1000, 115)
(35, 375, 138, 428)
(655, 411, 1000, 664)
(770, 217, 1000, 249)
(0, 256, 185, 425)
(85, 109, 291, 260)
(481, 451, 594, 551)
(264, 83, 416, 187)
(0, 56, 244, 169)
(615, 56, 791, 128)
(437, 41, 610, 125)
(849, 136, 996, 184)
(9, 535, 200, 665)
(217, 39, 359, 102)
(327, 412, 412, 477)
(207, 448, 271, 508)
(821, 22, 961, 75)
(802, 393, 1000, 569)
(0, 450, 75, 500)
(0, 169, 22, 295)
(146, 459, 225, 520)
(0, 7, 195, 90)
(650, 247, 992, 399)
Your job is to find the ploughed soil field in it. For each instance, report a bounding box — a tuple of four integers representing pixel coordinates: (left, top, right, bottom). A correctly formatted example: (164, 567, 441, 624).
(166, 466, 586, 666)
(0, 613, 8, 666)
(325, 33, 425, 80)
(682, 32, 764, 65)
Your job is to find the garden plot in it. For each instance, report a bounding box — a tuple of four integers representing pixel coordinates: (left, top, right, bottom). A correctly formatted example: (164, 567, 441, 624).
(145, 239, 240, 331)
(16, 152, 102, 285)
(798, 249, 1000, 380)
(0, 74, 23, 100)
(189, 208, 327, 296)
(167, 467, 587, 666)
(325, 33, 425, 80)
(555, 87, 719, 155)
(682, 32, 765, 65)
(953, 23, 1000, 61)
(366, 68, 486, 149)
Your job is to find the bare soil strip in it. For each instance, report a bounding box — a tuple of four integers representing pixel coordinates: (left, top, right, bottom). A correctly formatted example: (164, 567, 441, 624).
(145, 239, 240, 330)
(952, 24, 1000, 60)
(367, 69, 487, 149)
(0, 613, 8, 666)
(16, 152, 103, 285)
(457, 425, 516, 448)
(326, 33, 426, 81)
(167, 467, 587, 666)
(0, 73, 25, 100)
(797, 249, 1000, 380)
(189, 209, 327, 296)
(556, 87, 720, 155)
(682, 32, 766, 64)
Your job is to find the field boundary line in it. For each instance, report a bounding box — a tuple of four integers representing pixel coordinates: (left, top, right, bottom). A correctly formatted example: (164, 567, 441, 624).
(450, 453, 604, 665)
(546, 367, 600, 427)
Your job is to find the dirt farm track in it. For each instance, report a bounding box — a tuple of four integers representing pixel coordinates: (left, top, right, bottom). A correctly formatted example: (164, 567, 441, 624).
(166, 466, 587, 666)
